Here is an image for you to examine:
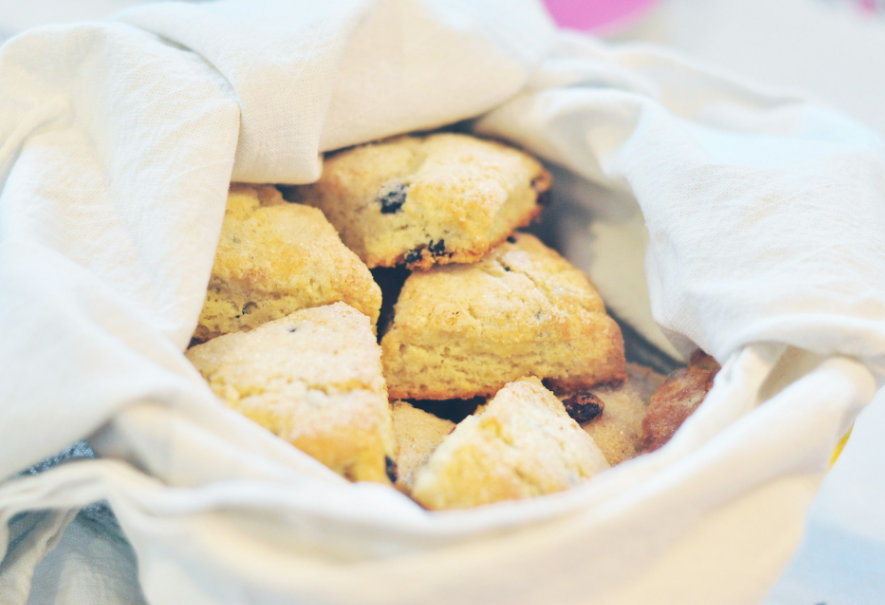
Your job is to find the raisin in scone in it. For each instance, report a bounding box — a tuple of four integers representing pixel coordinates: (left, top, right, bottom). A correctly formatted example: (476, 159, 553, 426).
(390, 400, 455, 493)
(193, 184, 381, 342)
(380, 232, 626, 400)
(564, 363, 666, 466)
(186, 303, 395, 483)
(288, 132, 551, 270)
(410, 378, 609, 510)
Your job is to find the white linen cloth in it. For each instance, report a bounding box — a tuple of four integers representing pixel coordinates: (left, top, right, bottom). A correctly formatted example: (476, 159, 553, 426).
(1, 1, 884, 603)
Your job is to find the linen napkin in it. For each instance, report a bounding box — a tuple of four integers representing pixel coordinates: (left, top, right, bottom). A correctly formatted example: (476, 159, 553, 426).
(1, 1, 884, 603)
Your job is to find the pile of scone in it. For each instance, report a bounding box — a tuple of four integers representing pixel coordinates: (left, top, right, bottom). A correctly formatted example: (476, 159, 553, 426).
(185, 132, 718, 510)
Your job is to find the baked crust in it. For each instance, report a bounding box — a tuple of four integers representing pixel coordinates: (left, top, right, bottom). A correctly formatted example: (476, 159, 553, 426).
(381, 232, 626, 400)
(193, 184, 381, 342)
(187, 303, 395, 483)
(641, 352, 719, 452)
(569, 363, 666, 465)
(390, 400, 455, 493)
(290, 132, 551, 270)
(411, 377, 609, 510)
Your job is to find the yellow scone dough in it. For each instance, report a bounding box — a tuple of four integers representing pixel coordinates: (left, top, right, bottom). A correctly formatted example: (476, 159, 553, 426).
(411, 377, 610, 510)
(390, 400, 455, 493)
(186, 303, 395, 484)
(289, 132, 551, 270)
(381, 232, 627, 400)
(193, 183, 381, 342)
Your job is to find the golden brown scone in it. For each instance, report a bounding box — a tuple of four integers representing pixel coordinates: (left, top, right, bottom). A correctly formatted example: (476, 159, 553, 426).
(193, 184, 381, 342)
(566, 363, 666, 465)
(410, 377, 609, 510)
(288, 132, 551, 270)
(186, 303, 395, 484)
(641, 352, 720, 452)
(380, 232, 626, 400)
(390, 400, 455, 493)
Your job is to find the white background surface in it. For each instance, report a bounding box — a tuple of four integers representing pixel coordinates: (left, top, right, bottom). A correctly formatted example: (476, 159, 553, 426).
(2, 1, 883, 603)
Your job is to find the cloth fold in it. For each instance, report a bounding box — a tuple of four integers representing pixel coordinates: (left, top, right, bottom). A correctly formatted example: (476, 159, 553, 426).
(1, 1, 884, 603)
(474, 32, 885, 366)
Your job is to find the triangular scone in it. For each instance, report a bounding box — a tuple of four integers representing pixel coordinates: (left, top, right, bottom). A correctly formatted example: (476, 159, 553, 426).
(186, 303, 395, 484)
(288, 132, 551, 270)
(390, 400, 455, 494)
(381, 232, 626, 400)
(193, 184, 381, 342)
(411, 378, 609, 510)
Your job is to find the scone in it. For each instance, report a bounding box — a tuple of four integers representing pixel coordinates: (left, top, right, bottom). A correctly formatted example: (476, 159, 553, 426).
(288, 132, 551, 270)
(390, 400, 455, 493)
(186, 303, 395, 484)
(642, 352, 720, 452)
(410, 377, 610, 510)
(568, 363, 666, 465)
(193, 183, 382, 342)
(380, 232, 626, 400)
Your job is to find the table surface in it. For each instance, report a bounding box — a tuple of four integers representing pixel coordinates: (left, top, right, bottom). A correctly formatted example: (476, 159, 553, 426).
(5, 1, 885, 603)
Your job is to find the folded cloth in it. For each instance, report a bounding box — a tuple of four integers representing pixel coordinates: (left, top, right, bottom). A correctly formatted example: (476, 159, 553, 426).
(1, 1, 883, 604)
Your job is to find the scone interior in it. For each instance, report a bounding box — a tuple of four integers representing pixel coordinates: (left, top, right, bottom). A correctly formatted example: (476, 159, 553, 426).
(194, 183, 381, 342)
(410, 377, 610, 510)
(290, 132, 551, 269)
(186, 302, 395, 484)
(381, 232, 627, 400)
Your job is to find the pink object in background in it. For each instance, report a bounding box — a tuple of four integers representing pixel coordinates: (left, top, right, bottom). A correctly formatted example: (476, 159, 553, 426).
(542, 0, 659, 32)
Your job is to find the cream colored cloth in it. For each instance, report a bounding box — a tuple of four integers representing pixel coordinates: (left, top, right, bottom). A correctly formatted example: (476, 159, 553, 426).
(1, 1, 884, 604)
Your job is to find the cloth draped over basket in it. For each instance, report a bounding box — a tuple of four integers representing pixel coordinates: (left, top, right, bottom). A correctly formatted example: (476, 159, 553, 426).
(1, 1, 884, 603)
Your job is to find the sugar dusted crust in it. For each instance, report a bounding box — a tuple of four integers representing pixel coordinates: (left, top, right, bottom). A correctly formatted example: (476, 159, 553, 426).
(193, 184, 381, 342)
(569, 363, 666, 465)
(410, 377, 609, 510)
(186, 303, 395, 484)
(381, 232, 626, 400)
(289, 132, 551, 270)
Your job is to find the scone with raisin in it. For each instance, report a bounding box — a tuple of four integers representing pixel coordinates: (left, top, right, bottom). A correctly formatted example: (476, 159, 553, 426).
(563, 363, 666, 466)
(390, 400, 455, 493)
(380, 232, 626, 400)
(186, 303, 395, 484)
(288, 132, 551, 270)
(410, 377, 609, 510)
(193, 184, 381, 342)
